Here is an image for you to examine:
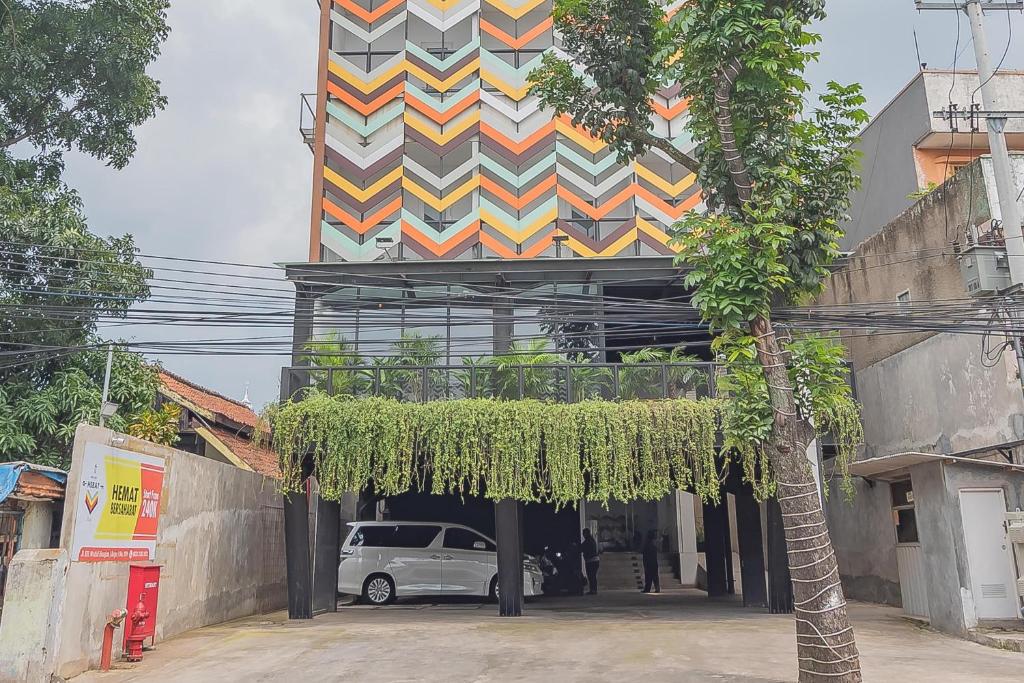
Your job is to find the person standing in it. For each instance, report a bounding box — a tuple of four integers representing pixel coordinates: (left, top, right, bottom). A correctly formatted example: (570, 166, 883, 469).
(581, 528, 600, 595)
(642, 529, 661, 594)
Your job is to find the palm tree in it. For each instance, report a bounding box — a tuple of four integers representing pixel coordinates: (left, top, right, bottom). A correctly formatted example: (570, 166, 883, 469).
(490, 338, 559, 400)
(301, 333, 368, 395)
(374, 332, 444, 401)
(618, 346, 706, 399)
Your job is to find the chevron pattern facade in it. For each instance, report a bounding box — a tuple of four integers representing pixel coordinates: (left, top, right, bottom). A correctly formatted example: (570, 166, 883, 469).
(311, 0, 700, 262)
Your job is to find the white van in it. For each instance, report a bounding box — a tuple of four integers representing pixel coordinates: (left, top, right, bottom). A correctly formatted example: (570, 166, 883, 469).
(338, 521, 544, 605)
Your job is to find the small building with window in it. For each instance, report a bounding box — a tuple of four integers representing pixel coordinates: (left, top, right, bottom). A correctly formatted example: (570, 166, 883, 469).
(836, 453, 1024, 634)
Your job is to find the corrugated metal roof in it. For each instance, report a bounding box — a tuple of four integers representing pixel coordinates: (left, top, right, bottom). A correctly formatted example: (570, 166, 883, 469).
(848, 451, 1024, 482)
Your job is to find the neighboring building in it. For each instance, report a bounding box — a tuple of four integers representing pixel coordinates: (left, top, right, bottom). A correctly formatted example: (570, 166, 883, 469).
(821, 70, 1024, 636)
(841, 69, 1024, 250)
(156, 370, 279, 478)
(0, 461, 65, 603)
(307, 0, 697, 263)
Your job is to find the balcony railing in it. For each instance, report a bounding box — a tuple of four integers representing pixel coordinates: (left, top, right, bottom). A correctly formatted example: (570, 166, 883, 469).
(282, 362, 719, 403)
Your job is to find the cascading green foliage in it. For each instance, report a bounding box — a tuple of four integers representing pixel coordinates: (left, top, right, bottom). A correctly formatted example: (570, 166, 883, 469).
(269, 393, 721, 507)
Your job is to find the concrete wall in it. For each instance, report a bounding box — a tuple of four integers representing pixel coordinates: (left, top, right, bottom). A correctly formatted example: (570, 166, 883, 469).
(840, 71, 1024, 251)
(933, 463, 1024, 633)
(909, 462, 967, 634)
(841, 74, 931, 250)
(0, 425, 287, 682)
(0, 549, 68, 682)
(18, 500, 54, 550)
(826, 478, 901, 606)
(823, 160, 991, 371)
(855, 332, 1024, 459)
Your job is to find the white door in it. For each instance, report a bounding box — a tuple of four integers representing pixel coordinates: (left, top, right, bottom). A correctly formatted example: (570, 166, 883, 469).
(387, 525, 443, 596)
(441, 527, 497, 595)
(959, 489, 1020, 621)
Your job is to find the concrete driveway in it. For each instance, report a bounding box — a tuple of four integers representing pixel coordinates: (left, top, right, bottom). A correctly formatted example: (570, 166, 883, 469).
(76, 589, 1023, 682)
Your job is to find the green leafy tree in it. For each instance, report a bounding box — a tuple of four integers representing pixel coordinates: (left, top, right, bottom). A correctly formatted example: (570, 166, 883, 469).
(127, 402, 181, 447)
(531, 1, 867, 679)
(1, 0, 170, 168)
(1, 0, 170, 467)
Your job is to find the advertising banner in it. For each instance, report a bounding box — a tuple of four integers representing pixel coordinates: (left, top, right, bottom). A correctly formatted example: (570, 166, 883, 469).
(70, 441, 165, 562)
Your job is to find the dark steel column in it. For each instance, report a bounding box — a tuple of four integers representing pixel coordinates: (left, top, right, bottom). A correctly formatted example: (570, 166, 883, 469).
(283, 490, 313, 619)
(735, 492, 768, 609)
(495, 498, 524, 616)
(766, 498, 794, 614)
(702, 500, 729, 597)
(312, 494, 341, 614)
(491, 289, 524, 615)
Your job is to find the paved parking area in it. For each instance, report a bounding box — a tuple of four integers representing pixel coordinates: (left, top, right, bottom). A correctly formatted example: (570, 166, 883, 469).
(77, 589, 1024, 682)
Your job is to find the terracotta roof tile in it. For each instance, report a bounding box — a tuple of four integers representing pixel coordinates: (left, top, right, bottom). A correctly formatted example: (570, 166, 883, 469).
(158, 370, 264, 430)
(207, 426, 281, 479)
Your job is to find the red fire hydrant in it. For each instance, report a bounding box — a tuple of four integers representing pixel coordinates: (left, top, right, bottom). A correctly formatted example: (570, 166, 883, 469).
(124, 597, 151, 662)
(100, 609, 128, 671)
(124, 563, 161, 663)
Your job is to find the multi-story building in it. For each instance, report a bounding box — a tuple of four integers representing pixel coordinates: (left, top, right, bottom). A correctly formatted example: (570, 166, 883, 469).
(278, 0, 792, 620)
(304, 0, 698, 264)
(821, 71, 1024, 639)
(841, 69, 1024, 250)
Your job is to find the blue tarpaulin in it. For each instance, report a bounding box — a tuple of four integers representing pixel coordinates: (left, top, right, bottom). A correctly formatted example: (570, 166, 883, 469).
(0, 462, 67, 504)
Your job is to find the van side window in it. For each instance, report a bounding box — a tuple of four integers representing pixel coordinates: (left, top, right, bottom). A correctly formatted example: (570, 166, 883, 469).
(392, 525, 442, 548)
(350, 525, 396, 547)
(444, 528, 495, 551)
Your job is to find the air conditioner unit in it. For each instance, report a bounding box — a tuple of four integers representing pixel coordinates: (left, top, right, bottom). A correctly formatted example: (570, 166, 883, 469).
(960, 244, 1011, 296)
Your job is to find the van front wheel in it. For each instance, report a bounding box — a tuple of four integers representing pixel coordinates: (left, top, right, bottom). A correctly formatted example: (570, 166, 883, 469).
(363, 574, 395, 606)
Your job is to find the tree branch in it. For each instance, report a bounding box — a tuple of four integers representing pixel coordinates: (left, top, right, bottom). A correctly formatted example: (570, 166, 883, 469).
(1, 100, 88, 149)
(640, 130, 701, 174)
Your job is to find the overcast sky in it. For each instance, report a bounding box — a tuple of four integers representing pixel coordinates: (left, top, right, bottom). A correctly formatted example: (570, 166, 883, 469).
(61, 0, 1024, 409)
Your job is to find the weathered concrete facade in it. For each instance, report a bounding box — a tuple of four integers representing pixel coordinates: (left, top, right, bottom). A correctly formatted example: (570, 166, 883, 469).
(825, 478, 901, 606)
(821, 154, 1024, 461)
(821, 144, 1024, 632)
(910, 461, 1024, 635)
(0, 425, 287, 682)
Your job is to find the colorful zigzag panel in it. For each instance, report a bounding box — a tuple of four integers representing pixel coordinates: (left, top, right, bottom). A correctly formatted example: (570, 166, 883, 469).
(313, 0, 700, 261)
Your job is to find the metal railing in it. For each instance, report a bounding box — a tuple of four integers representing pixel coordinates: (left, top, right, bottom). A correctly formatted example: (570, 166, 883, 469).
(299, 93, 316, 150)
(281, 362, 719, 403)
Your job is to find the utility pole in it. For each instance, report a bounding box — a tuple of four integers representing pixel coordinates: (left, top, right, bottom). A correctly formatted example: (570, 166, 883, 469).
(99, 344, 113, 428)
(918, 1, 1024, 284)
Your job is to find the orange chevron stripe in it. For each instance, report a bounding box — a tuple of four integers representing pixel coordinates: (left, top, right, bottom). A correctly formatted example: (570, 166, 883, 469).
(402, 219, 480, 256)
(479, 17, 552, 49)
(405, 89, 480, 125)
(557, 184, 635, 220)
(479, 174, 556, 210)
(651, 97, 690, 120)
(323, 196, 402, 234)
(327, 81, 404, 117)
(334, 0, 404, 24)
(480, 121, 555, 155)
(634, 185, 702, 219)
(479, 231, 553, 257)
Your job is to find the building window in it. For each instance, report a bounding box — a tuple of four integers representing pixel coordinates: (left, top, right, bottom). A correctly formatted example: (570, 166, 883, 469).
(896, 289, 911, 315)
(891, 479, 919, 544)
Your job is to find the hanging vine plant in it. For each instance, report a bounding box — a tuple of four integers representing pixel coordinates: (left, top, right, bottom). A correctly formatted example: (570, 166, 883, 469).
(267, 393, 723, 506)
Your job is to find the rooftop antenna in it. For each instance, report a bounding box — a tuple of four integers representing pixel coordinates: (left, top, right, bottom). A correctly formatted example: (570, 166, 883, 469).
(913, 27, 926, 70)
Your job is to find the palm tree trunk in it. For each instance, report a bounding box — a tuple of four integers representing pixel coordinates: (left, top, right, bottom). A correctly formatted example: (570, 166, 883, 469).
(713, 60, 862, 683)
